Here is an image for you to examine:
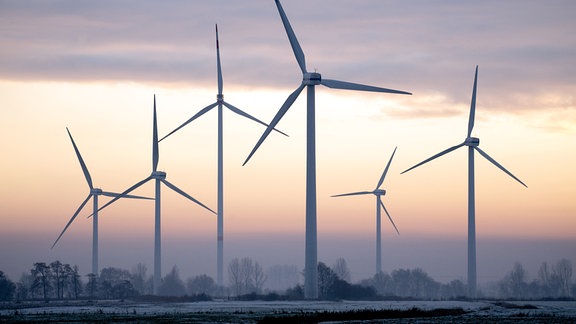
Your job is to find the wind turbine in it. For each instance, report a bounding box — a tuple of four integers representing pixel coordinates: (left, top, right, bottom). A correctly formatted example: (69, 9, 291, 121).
(401, 66, 527, 298)
(243, 0, 412, 299)
(160, 25, 287, 287)
(52, 128, 151, 275)
(331, 147, 400, 275)
(97, 95, 216, 294)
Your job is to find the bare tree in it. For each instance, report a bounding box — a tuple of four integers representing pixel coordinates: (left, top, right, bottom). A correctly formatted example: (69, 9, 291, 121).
(441, 279, 466, 299)
(131, 263, 150, 295)
(31, 262, 52, 301)
(317, 262, 338, 299)
(158, 265, 186, 296)
(410, 268, 440, 299)
(538, 261, 552, 296)
(253, 261, 266, 293)
(16, 273, 33, 301)
(86, 273, 98, 299)
(0, 271, 15, 301)
(240, 258, 255, 294)
(553, 258, 573, 297)
(69, 265, 82, 299)
(228, 258, 242, 296)
(187, 274, 215, 295)
(388, 268, 439, 299)
(367, 271, 393, 296)
(508, 262, 527, 297)
(61, 263, 74, 299)
(332, 258, 351, 282)
(99, 267, 135, 299)
(50, 261, 65, 299)
(228, 257, 266, 295)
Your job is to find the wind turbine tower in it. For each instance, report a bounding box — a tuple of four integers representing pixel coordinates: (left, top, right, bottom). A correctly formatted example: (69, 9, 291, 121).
(160, 25, 286, 287)
(332, 147, 400, 275)
(97, 95, 215, 294)
(243, 0, 411, 299)
(401, 66, 527, 298)
(52, 128, 151, 275)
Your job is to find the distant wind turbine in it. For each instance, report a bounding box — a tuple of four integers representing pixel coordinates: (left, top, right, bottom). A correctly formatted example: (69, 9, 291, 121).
(52, 128, 152, 275)
(401, 66, 527, 298)
(160, 25, 287, 287)
(97, 95, 216, 294)
(243, 0, 412, 299)
(332, 147, 400, 275)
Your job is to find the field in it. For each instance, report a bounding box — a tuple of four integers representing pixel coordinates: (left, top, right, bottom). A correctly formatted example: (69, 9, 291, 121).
(0, 299, 575, 323)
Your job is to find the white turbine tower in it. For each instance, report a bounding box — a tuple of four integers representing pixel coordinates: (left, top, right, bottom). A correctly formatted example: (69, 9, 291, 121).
(160, 25, 286, 287)
(52, 128, 151, 275)
(97, 95, 216, 294)
(331, 147, 400, 275)
(401, 66, 527, 298)
(243, 0, 411, 299)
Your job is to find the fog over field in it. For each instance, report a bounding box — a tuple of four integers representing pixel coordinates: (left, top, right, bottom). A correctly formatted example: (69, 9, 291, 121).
(2, 232, 573, 289)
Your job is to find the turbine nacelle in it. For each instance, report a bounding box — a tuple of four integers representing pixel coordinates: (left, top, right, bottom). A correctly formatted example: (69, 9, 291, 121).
(303, 72, 321, 85)
(217, 94, 224, 102)
(374, 189, 386, 196)
(465, 137, 480, 147)
(90, 188, 103, 195)
(151, 171, 167, 180)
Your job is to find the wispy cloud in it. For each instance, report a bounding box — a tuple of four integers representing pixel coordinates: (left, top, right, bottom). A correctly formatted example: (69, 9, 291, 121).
(0, 0, 574, 113)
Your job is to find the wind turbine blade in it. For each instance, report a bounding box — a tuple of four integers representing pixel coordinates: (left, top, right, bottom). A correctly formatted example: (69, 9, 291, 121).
(331, 191, 373, 197)
(474, 147, 527, 187)
(322, 79, 412, 95)
(101, 191, 153, 200)
(66, 127, 93, 189)
(153, 95, 159, 172)
(94, 177, 152, 215)
(52, 194, 92, 249)
(381, 200, 400, 235)
(274, 0, 306, 74)
(467, 65, 478, 137)
(401, 143, 465, 174)
(161, 179, 216, 214)
(222, 101, 289, 137)
(159, 102, 218, 142)
(376, 146, 397, 189)
(243, 84, 305, 166)
(216, 24, 223, 95)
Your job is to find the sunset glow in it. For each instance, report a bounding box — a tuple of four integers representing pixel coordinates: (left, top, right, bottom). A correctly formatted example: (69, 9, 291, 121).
(1, 0, 575, 284)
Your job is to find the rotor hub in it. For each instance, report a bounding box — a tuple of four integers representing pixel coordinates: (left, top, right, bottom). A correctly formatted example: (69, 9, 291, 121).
(465, 137, 480, 147)
(374, 189, 386, 196)
(91, 188, 103, 195)
(303, 72, 321, 85)
(217, 94, 224, 102)
(152, 171, 167, 179)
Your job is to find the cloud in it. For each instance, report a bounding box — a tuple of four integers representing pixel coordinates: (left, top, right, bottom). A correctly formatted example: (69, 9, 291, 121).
(0, 0, 575, 115)
(382, 92, 465, 120)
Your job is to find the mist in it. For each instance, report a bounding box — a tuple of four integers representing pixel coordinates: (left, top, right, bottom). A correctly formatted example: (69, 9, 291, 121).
(2, 230, 573, 289)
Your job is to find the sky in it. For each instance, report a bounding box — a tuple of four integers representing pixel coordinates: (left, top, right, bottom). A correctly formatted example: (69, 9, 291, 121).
(0, 0, 575, 285)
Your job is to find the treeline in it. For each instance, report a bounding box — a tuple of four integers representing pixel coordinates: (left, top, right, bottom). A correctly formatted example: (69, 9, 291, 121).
(0, 261, 214, 302)
(359, 258, 575, 300)
(0, 258, 267, 301)
(487, 259, 574, 299)
(360, 268, 466, 299)
(4, 262, 83, 301)
(0, 257, 573, 301)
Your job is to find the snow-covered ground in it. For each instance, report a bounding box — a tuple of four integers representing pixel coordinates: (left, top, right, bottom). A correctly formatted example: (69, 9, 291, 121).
(1, 299, 575, 322)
